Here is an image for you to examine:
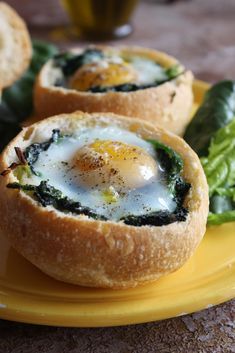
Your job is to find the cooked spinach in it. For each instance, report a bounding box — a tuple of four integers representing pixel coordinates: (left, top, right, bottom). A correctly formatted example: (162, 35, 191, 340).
(147, 139, 190, 203)
(7, 181, 108, 221)
(184, 80, 235, 157)
(89, 82, 156, 93)
(0, 40, 58, 152)
(24, 129, 61, 175)
(121, 206, 188, 227)
(54, 48, 104, 76)
(201, 119, 235, 225)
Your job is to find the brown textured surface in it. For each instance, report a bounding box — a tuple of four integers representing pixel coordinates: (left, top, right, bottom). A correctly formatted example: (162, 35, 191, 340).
(0, 300, 234, 353)
(1, 0, 235, 351)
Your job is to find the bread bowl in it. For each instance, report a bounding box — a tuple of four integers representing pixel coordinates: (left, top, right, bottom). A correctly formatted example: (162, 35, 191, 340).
(34, 46, 193, 135)
(0, 2, 32, 90)
(0, 112, 208, 289)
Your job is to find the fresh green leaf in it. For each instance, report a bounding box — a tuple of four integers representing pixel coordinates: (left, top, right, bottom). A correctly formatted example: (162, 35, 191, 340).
(207, 210, 235, 226)
(200, 119, 235, 225)
(184, 80, 235, 157)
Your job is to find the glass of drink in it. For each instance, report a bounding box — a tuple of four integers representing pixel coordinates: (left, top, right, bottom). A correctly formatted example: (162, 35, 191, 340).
(61, 0, 139, 40)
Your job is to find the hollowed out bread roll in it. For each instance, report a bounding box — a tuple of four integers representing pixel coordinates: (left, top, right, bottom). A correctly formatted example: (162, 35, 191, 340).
(0, 2, 32, 90)
(34, 46, 193, 136)
(0, 112, 208, 289)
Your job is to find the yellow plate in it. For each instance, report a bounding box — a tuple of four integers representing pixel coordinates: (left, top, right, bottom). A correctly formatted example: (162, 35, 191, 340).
(0, 80, 234, 327)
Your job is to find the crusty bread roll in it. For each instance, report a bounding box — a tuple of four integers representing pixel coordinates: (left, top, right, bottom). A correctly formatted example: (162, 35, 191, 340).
(34, 46, 193, 136)
(0, 112, 208, 289)
(0, 2, 32, 90)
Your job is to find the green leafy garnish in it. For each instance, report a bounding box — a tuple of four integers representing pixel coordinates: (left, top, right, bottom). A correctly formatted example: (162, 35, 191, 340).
(184, 80, 235, 157)
(201, 119, 235, 225)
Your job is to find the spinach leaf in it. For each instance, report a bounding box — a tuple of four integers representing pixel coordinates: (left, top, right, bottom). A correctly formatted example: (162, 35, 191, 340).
(184, 80, 235, 157)
(7, 181, 108, 221)
(147, 139, 190, 202)
(207, 210, 235, 226)
(0, 40, 58, 152)
(201, 119, 235, 225)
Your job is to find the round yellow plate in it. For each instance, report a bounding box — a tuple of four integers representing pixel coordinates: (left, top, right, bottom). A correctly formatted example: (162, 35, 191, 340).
(0, 80, 234, 327)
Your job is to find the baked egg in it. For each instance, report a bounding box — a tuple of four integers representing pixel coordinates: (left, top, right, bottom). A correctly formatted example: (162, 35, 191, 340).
(66, 49, 169, 91)
(21, 126, 176, 220)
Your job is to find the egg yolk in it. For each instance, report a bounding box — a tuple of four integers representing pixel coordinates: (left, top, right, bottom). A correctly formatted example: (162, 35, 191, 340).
(72, 140, 158, 190)
(69, 61, 137, 91)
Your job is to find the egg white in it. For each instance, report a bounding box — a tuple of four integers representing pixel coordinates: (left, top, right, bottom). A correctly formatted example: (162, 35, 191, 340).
(130, 56, 168, 85)
(101, 54, 168, 85)
(23, 126, 176, 220)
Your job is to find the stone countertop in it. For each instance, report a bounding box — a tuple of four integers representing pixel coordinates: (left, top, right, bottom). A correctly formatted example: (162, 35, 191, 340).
(1, 0, 235, 352)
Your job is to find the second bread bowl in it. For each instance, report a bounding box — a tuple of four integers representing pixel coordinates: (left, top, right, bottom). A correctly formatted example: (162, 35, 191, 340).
(34, 46, 193, 135)
(0, 2, 32, 90)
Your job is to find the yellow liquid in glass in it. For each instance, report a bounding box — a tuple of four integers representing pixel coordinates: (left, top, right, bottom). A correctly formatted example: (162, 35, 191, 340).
(62, 0, 139, 39)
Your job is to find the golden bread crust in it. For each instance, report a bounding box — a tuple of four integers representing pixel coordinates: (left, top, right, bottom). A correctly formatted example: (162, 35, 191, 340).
(34, 46, 193, 136)
(0, 112, 208, 288)
(0, 2, 32, 90)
